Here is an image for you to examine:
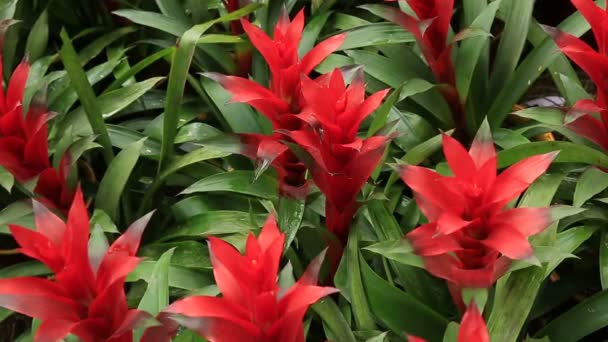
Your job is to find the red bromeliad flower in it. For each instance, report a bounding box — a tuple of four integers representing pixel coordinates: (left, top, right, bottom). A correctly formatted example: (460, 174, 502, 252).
(547, 0, 608, 151)
(0, 188, 156, 341)
(400, 122, 558, 288)
(389, 0, 455, 86)
(0, 56, 75, 212)
(408, 302, 490, 342)
(288, 69, 391, 240)
(146, 215, 337, 342)
(0, 60, 50, 180)
(206, 10, 346, 198)
(366, 0, 466, 136)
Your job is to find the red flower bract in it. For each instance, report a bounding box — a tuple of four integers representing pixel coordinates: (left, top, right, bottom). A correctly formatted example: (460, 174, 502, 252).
(0, 188, 156, 341)
(400, 122, 558, 288)
(0, 55, 75, 212)
(206, 10, 346, 198)
(150, 215, 337, 342)
(288, 69, 391, 240)
(548, 0, 608, 151)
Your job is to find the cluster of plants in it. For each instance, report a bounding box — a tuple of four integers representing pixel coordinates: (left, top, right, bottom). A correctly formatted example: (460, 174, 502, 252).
(1, 0, 608, 341)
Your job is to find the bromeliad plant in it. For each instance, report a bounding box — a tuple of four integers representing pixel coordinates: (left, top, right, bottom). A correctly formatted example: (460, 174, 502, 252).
(2, 0, 608, 341)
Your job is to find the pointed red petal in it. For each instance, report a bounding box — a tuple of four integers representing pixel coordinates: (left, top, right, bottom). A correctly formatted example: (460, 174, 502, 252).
(0, 277, 81, 321)
(165, 296, 250, 324)
(299, 33, 347, 75)
(458, 303, 490, 342)
(343, 88, 390, 138)
(9, 224, 63, 272)
(208, 237, 249, 303)
(24, 128, 51, 171)
(482, 226, 533, 260)
(34, 319, 77, 342)
(241, 19, 281, 71)
(436, 212, 472, 235)
(6, 60, 29, 110)
(407, 223, 462, 256)
(469, 122, 496, 170)
(571, 0, 608, 53)
(442, 133, 476, 180)
(489, 207, 552, 237)
(567, 114, 608, 150)
(32, 200, 66, 245)
(485, 152, 558, 209)
(400, 164, 464, 220)
(63, 187, 90, 264)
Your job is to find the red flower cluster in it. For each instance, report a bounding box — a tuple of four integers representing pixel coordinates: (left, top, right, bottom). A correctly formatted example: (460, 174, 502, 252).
(0, 188, 155, 341)
(146, 215, 337, 342)
(209, 10, 346, 199)
(213, 11, 392, 238)
(0, 56, 74, 212)
(400, 123, 558, 288)
(289, 69, 390, 239)
(409, 302, 489, 342)
(548, 0, 608, 151)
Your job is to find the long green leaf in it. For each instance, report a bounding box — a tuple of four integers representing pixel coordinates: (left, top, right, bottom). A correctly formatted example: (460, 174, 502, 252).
(59, 28, 114, 164)
(159, 3, 262, 172)
(487, 0, 534, 100)
(488, 0, 607, 128)
(96, 139, 144, 221)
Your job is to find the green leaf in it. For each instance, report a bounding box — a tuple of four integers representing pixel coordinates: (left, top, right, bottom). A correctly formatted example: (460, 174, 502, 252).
(360, 253, 448, 340)
(278, 196, 305, 250)
(25, 9, 48, 62)
(59, 28, 114, 164)
(312, 298, 357, 342)
(0, 201, 33, 234)
(573, 167, 608, 207)
(127, 261, 212, 290)
(161, 211, 266, 240)
(537, 289, 608, 341)
(155, 0, 189, 23)
(137, 248, 174, 315)
(456, 0, 502, 101)
(364, 239, 424, 268)
(139, 241, 211, 270)
(341, 224, 376, 330)
(511, 107, 564, 126)
(113, 10, 189, 36)
(106, 47, 174, 92)
(337, 23, 414, 50)
(497, 141, 608, 169)
(181, 171, 278, 199)
(61, 77, 165, 135)
(108, 125, 162, 157)
(487, 0, 534, 100)
(0, 261, 49, 278)
(89, 209, 119, 233)
(0, 166, 14, 192)
(96, 139, 144, 221)
(601, 230, 608, 290)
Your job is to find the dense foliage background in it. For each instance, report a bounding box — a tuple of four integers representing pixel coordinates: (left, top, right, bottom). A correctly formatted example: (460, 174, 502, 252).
(1, 0, 608, 341)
